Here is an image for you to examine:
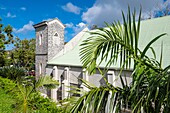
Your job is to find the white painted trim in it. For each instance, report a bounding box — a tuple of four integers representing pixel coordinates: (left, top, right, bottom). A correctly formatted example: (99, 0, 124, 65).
(53, 66, 58, 80)
(51, 66, 59, 102)
(82, 69, 89, 91)
(107, 71, 115, 86)
(62, 67, 70, 99)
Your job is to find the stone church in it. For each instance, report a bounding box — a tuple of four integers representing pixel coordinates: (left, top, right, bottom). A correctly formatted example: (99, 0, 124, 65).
(33, 16, 170, 101)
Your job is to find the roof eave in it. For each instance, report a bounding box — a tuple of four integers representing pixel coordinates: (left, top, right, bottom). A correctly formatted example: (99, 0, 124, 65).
(33, 21, 47, 28)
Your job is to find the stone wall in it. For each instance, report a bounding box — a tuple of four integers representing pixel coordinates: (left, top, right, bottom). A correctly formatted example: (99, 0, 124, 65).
(35, 25, 48, 78)
(47, 21, 64, 61)
(35, 55, 47, 78)
(35, 25, 48, 55)
(34, 19, 65, 78)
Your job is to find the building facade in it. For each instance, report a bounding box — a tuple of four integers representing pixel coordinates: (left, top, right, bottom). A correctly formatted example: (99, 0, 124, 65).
(33, 19, 65, 79)
(34, 16, 170, 102)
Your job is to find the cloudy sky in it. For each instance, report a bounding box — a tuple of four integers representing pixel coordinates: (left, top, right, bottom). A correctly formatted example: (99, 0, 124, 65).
(0, 0, 169, 49)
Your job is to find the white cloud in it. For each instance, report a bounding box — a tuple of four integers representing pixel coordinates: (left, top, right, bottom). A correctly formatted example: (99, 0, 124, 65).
(65, 22, 74, 28)
(6, 12, 16, 18)
(76, 22, 86, 28)
(65, 22, 86, 36)
(62, 2, 81, 14)
(73, 22, 86, 35)
(64, 22, 86, 41)
(82, 0, 164, 26)
(13, 21, 34, 33)
(20, 7, 26, 11)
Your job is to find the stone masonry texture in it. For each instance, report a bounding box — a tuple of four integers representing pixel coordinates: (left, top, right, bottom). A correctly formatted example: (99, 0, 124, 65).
(35, 20, 64, 78)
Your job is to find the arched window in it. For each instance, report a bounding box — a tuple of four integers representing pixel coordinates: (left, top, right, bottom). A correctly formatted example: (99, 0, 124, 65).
(39, 63, 42, 75)
(39, 32, 43, 45)
(53, 32, 60, 46)
(54, 33, 58, 37)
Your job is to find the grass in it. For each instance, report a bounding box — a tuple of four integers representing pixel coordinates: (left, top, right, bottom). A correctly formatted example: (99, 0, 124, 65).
(0, 88, 16, 113)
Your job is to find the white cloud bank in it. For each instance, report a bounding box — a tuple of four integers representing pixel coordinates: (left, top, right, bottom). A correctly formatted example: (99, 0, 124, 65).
(82, 0, 164, 26)
(13, 21, 34, 33)
(62, 2, 81, 14)
(65, 22, 86, 36)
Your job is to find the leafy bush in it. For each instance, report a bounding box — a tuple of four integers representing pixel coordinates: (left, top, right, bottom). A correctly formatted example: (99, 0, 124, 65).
(0, 76, 16, 93)
(14, 91, 63, 113)
(28, 92, 63, 113)
(0, 77, 18, 112)
(0, 66, 26, 81)
(0, 89, 16, 113)
(0, 68, 62, 113)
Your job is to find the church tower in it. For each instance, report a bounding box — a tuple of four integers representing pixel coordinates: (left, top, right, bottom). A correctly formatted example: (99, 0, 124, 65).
(33, 19, 65, 78)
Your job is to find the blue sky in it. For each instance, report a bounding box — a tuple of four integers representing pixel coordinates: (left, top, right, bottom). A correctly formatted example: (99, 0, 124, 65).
(0, 0, 169, 49)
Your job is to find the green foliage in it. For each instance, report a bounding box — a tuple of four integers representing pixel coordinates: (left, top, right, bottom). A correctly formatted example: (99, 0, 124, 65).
(0, 77, 18, 112)
(0, 18, 35, 69)
(36, 75, 59, 89)
(0, 88, 16, 113)
(28, 92, 63, 113)
(71, 7, 170, 113)
(0, 76, 16, 93)
(14, 75, 59, 113)
(0, 18, 14, 67)
(0, 76, 61, 113)
(14, 91, 62, 113)
(129, 60, 170, 112)
(11, 38, 35, 70)
(0, 66, 26, 81)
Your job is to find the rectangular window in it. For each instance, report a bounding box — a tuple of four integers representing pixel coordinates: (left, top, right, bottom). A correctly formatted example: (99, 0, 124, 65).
(64, 70, 67, 80)
(57, 86, 62, 101)
(107, 73, 113, 84)
(70, 83, 81, 97)
(62, 83, 65, 99)
(39, 32, 43, 45)
(39, 63, 42, 75)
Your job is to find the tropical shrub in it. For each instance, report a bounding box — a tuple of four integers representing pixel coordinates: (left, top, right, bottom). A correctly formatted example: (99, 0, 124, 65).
(0, 66, 26, 81)
(0, 76, 16, 93)
(0, 88, 16, 113)
(0, 74, 60, 113)
(29, 92, 63, 113)
(13, 75, 59, 113)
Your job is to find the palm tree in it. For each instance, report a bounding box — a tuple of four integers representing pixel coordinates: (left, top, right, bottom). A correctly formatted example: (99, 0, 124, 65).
(70, 7, 170, 113)
(14, 75, 59, 113)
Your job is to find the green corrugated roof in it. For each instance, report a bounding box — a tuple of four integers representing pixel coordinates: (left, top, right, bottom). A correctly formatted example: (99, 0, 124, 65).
(48, 32, 90, 67)
(48, 16, 170, 69)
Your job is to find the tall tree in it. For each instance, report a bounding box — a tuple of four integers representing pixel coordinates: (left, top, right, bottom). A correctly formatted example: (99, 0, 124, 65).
(11, 38, 35, 71)
(0, 18, 14, 67)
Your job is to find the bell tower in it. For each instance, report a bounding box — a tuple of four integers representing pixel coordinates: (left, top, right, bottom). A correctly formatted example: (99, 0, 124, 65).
(33, 19, 65, 78)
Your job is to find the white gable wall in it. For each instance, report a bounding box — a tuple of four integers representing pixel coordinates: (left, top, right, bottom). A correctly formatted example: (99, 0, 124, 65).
(46, 65, 132, 101)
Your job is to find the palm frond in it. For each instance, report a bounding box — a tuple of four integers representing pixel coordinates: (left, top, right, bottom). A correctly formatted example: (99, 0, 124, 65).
(36, 75, 59, 89)
(80, 7, 142, 75)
